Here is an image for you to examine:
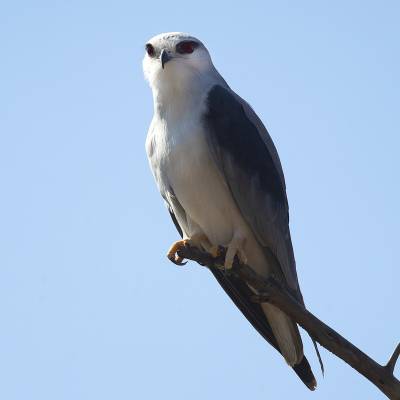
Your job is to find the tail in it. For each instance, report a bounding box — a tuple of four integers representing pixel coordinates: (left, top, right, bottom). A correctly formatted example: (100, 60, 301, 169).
(245, 239, 305, 366)
(210, 261, 317, 390)
(261, 302, 304, 365)
(262, 303, 318, 390)
(244, 237, 317, 389)
(293, 356, 317, 390)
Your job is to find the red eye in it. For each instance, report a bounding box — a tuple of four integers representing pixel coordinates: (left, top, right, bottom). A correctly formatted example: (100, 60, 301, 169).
(176, 41, 198, 54)
(145, 43, 155, 57)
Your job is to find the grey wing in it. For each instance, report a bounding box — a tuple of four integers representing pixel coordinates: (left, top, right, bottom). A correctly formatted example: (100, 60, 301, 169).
(166, 205, 317, 389)
(202, 84, 302, 300)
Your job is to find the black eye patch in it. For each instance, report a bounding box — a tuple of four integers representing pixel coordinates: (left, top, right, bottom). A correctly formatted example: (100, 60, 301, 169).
(145, 43, 155, 57)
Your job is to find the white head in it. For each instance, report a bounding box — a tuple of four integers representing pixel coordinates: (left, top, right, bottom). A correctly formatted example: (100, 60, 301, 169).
(143, 32, 223, 96)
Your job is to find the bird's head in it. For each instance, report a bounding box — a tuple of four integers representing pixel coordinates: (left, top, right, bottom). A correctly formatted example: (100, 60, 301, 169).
(143, 32, 217, 92)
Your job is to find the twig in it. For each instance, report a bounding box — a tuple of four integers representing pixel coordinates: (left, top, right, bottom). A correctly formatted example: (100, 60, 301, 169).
(387, 344, 400, 374)
(175, 244, 400, 400)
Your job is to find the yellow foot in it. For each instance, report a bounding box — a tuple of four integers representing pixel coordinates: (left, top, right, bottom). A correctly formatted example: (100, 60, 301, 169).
(224, 236, 247, 270)
(209, 245, 222, 258)
(167, 233, 212, 266)
(193, 236, 224, 260)
(167, 239, 189, 266)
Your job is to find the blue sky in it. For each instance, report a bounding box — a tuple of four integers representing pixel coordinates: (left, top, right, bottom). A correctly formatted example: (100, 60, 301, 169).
(1, 1, 399, 399)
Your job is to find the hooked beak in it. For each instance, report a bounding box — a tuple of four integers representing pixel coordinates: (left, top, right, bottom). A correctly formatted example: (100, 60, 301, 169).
(160, 49, 171, 69)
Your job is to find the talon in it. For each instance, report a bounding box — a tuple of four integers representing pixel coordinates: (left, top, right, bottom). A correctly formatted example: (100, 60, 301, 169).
(167, 240, 188, 266)
(224, 235, 247, 270)
(224, 253, 234, 270)
(168, 254, 187, 266)
(209, 245, 221, 258)
(238, 249, 248, 265)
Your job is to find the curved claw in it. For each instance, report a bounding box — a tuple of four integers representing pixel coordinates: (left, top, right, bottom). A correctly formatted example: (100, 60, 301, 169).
(209, 245, 223, 258)
(168, 254, 187, 266)
(167, 240, 188, 266)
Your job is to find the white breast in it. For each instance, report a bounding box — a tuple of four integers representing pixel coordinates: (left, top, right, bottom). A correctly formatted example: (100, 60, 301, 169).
(147, 108, 248, 246)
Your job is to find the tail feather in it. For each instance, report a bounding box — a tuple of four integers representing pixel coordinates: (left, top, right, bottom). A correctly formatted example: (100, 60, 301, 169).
(246, 239, 304, 366)
(312, 338, 325, 375)
(293, 356, 317, 391)
(211, 268, 317, 390)
(261, 302, 304, 366)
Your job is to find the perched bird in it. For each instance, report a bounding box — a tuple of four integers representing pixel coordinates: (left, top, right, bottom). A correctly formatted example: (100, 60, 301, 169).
(143, 32, 319, 390)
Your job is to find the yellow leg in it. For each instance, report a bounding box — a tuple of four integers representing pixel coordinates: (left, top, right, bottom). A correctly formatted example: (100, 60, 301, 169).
(167, 233, 213, 265)
(224, 235, 247, 269)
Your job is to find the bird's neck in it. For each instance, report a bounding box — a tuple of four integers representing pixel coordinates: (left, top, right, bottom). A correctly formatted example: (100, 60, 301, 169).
(151, 70, 225, 122)
(152, 82, 202, 121)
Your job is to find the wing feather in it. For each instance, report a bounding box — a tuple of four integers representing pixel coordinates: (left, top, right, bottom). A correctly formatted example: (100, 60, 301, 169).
(167, 207, 316, 389)
(202, 84, 302, 298)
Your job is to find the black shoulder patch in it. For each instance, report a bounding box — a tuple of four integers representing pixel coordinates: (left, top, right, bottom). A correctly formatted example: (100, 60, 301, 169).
(203, 85, 285, 203)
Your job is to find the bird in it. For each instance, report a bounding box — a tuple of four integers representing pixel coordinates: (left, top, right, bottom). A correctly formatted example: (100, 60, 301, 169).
(143, 32, 320, 390)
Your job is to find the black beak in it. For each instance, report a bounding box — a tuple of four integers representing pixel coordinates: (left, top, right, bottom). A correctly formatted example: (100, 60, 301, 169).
(160, 49, 171, 69)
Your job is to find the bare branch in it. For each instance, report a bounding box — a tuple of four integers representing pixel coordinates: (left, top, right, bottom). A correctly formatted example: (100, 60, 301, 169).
(175, 244, 400, 400)
(386, 343, 400, 374)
